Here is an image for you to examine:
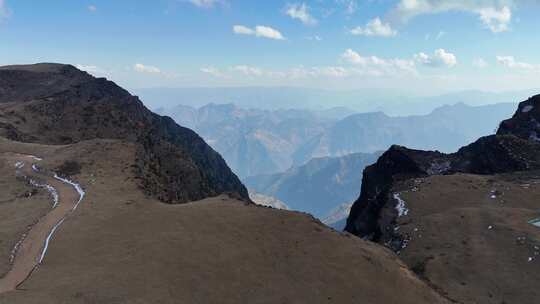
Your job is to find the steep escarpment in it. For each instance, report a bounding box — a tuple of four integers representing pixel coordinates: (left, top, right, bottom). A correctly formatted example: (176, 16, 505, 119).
(0, 63, 248, 203)
(345, 95, 540, 246)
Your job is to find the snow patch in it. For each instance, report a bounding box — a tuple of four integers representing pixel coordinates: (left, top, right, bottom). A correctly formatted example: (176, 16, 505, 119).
(393, 193, 409, 217)
(37, 175, 85, 265)
(529, 219, 540, 228)
(39, 218, 66, 264)
(54, 174, 85, 210)
(20, 161, 86, 266)
(14, 161, 25, 169)
(28, 179, 60, 208)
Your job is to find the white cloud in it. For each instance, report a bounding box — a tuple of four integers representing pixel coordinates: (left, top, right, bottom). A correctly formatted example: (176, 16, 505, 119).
(201, 67, 226, 78)
(436, 31, 445, 40)
(478, 6, 511, 32)
(496, 56, 539, 71)
(472, 58, 489, 68)
(286, 3, 317, 26)
(414, 49, 457, 67)
(233, 25, 285, 40)
(350, 18, 397, 37)
(199, 63, 409, 81)
(341, 49, 417, 75)
(306, 35, 323, 41)
(231, 65, 264, 76)
(133, 63, 161, 74)
(76, 64, 104, 74)
(390, 0, 513, 33)
(188, 0, 225, 8)
(233, 25, 254, 35)
(87, 5, 97, 12)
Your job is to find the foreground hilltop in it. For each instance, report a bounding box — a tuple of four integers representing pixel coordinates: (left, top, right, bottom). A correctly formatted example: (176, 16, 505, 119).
(346, 95, 540, 303)
(0, 63, 248, 203)
(0, 136, 448, 303)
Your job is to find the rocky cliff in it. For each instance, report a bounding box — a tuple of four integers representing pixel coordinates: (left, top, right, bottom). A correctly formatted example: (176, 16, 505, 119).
(345, 95, 540, 249)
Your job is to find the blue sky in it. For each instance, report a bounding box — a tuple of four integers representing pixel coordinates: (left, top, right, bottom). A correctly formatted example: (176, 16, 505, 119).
(1, 0, 539, 94)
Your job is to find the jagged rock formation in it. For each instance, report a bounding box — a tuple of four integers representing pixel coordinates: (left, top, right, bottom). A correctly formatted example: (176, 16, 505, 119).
(346, 95, 540, 247)
(0, 63, 248, 203)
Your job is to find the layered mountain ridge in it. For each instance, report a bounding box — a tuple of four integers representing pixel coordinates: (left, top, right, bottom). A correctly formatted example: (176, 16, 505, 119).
(245, 152, 381, 218)
(158, 101, 515, 178)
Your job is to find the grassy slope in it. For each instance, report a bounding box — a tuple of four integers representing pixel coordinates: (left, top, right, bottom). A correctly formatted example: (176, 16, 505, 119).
(0, 137, 447, 304)
(395, 173, 540, 304)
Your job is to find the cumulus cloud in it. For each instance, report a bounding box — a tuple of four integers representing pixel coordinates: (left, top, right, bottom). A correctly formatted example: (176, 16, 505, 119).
(233, 25, 285, 40)
(286, 3, 317, 26)
(350, 18, 397, 37)
(188, 0, 225, 8)
(87, 5, 97, 12)
(472, 58, 489, 68)
(341, 49, 417, 75)
(390, 0, 513, 33)
(232, 25, 253, 35)
(496, 56, 539, 71)
(133, 63, 161, 74)
(414, 49, 457, 67)
(478, 6, 511, 32)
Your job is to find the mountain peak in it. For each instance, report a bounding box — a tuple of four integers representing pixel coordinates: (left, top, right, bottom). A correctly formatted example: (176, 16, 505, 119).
(0, 63, 249, 203)
(498, 94, 540, 142)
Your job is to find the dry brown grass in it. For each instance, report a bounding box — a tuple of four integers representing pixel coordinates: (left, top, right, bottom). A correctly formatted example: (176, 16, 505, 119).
(395, 173, 540, 304)
(0, 137, 448, 304)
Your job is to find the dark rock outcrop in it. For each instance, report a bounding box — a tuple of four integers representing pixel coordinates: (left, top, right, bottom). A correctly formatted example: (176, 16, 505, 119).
(0, 63, 249, 203)
(345, 95, 540, 248)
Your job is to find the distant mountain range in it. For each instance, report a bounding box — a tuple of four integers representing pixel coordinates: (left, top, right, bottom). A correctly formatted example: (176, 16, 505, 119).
(294, 102, 516, 164)
(244, 152, 381, 219)
(135, 86, 536, 116)
(157, 102, 516, 179)
(155, 103, 333, 178)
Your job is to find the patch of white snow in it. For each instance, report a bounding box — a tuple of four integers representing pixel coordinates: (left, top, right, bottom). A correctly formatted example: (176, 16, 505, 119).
(393, 193, 409, 217)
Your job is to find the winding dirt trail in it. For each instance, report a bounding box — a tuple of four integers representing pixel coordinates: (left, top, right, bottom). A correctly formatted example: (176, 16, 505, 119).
(0, 154, 84, 294)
